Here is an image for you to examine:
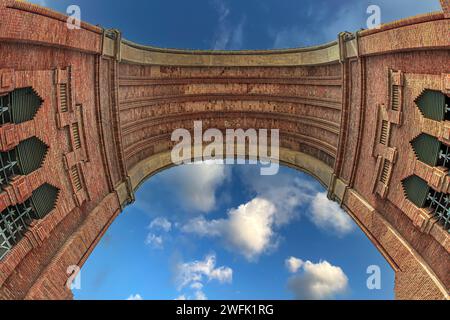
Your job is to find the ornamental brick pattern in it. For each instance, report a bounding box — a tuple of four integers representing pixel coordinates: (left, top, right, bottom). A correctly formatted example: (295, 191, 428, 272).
(0, 0, 449, 300)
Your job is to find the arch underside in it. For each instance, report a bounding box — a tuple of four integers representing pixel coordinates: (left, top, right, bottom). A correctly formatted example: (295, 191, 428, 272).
(0, 0, 448, 300)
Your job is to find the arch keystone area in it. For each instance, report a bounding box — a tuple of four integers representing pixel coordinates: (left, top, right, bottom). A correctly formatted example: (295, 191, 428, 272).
(0, 0, 448, 300)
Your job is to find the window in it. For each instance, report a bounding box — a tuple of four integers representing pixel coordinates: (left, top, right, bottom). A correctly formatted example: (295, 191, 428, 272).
(0, 87, 43, 125)
(0, 137, 49, 188)
(425, 190, 450, 232)
(30, 183, 59, 219)
(403, 175, 450, 232)
(0, 200, 36, 260)
(0, 183, 59, 260)
(415, 89, 449, 121)
(410, 133, 441, 167)
(402, 175, 430, 208)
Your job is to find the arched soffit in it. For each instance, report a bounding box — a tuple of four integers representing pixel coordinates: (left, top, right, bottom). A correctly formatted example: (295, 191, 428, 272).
(127, 148, 335, 194)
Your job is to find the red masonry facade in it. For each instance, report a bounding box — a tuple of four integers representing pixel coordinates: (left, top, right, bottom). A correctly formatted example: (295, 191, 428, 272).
(0, 0, 449, 300)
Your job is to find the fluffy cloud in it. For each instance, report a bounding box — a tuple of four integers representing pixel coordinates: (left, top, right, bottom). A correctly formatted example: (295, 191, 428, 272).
(127, 294, 143, 300)
(164, 163, 229, 212)
(149, 217, 172, 232)
(310, 193, 354, 236)
(145, 234, 164, 249)
(182, 198, 278, 260)
(287, 259, 349, 300)
(285, 257, 304, 274)
(175, 254, 233, 291)
(239, 167, 316, 226)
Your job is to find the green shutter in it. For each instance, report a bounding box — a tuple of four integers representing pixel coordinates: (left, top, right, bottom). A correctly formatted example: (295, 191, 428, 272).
(10, 87, 42, 124)
(415, 90, 446, 121)
(30, 184, 59, 219)
(402, 176, 430, 208)
(16, 137, 48, 175)
(410, 134, 441, 167)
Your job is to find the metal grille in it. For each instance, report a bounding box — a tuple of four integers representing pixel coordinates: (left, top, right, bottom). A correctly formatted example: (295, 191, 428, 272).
(380, 120, 389, 145)
(72, 123, 81, 150)
(438, 143, 450, 169)
(59, 83, 68, 112)
(0, 200, 36, 260)
(0, 148, 20, 187)
(71, 166, 82, 191)
(426, 190, 450, 233)
(380, 159, 390, 184)
(392, 85, 400, 111)
(0, 94, 12, 125)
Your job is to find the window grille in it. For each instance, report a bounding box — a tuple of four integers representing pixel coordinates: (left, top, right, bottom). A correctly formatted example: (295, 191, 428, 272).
(0, 137, 48, 188)
(0, 148, 20, 187)
(0, 184, 59, 261)
(0, 200, 36, 260)
(426, 190, 450, 233)
(0, 94, 12, 124)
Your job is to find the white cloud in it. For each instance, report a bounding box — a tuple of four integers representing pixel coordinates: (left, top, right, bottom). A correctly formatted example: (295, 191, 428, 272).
(174, 295, 187, 300)
(149, 217, 172, 232)
(127, 294, 143, 300)
(145, 234, 164, 249)
(164, 163, 229, 212)
(175, 254, 232, 291)
(211, 0, 246, 50)
(239, 168, 316, 226)
(310, 193, 354, 236)
(182, 198, 278, 261)
(191, 282, 204, 290)
(287, 260, 349, 300)
(285, 257, 304, 274)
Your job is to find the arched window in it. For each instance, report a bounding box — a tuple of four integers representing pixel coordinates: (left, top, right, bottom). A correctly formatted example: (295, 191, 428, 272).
(410, 133, 450, 169)
(0, 184, 59, 260)
(0, 87, 43, 125)
(30, 183, 59, 219)
(0, 137, 48, 187)
(403, 175, 450, 232)
(402, 175, 430, 208)
(415, 89, 449, 121)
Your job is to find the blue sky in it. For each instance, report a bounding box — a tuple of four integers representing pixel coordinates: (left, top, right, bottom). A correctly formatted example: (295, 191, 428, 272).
(29, 0, 442, 300)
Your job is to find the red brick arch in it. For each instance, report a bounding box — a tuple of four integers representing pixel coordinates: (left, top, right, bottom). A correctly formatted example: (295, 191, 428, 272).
(0, 0, 448, 300)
